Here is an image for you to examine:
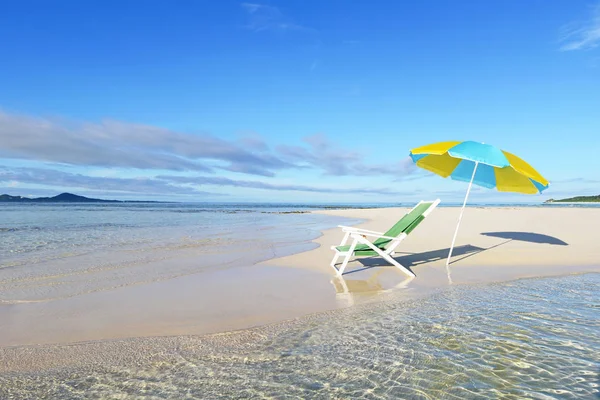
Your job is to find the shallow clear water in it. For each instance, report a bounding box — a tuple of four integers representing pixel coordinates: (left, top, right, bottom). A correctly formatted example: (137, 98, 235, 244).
(0, 203, 359, 303)
(1, 273, 598, 399)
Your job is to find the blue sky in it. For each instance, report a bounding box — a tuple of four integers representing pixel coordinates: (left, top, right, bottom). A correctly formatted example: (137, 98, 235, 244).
(0, 0, 599, 203)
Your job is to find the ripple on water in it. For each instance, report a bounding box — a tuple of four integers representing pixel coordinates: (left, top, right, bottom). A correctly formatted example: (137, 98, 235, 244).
(1, 273, 599, 399)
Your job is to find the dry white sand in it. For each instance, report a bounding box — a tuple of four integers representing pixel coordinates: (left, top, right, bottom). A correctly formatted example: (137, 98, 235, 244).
(1, 206, 599, 349)
(268, 206, 600, 284)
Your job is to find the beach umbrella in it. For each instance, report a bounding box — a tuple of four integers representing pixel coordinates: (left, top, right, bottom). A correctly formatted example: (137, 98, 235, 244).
(408, 141, 549, 269)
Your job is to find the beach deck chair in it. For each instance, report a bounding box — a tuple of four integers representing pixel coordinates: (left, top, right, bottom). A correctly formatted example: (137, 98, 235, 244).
(330, 199, 440, 277)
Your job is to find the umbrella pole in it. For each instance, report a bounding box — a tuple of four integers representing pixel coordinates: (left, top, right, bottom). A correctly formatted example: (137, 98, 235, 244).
(445, 162, 479, 281)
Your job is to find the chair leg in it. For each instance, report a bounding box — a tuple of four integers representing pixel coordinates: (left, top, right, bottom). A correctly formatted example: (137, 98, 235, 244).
(355, 236, 415, 278)
(337, 239, 357, 276)
(384, 236, 405, 256)
(340, 231, 350, 246)
(381, 252, 415, 278)
(330, 251, 341, 268)
(330, 231, 351, 271)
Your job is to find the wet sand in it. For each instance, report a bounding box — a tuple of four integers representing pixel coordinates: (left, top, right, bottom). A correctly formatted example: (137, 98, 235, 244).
(2, 206, 599, 352)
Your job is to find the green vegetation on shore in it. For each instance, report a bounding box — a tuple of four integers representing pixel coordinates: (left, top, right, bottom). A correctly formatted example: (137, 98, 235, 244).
(545, 195, 600, 203)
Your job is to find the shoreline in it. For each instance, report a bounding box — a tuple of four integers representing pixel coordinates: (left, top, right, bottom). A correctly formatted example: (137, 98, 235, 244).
(1, 270, 598, 375)
(2, 206, 599, 353)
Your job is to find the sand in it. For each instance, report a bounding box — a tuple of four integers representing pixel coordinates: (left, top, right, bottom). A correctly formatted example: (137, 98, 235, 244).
(269, 206, 600, 283)
(1, 206, 599, 350)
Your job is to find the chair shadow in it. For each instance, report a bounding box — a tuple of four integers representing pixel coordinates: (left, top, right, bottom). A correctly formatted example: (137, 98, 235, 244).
(481, 231, 568, 246)
(341, 231, 567, 277)
(344, 244, 489, 275)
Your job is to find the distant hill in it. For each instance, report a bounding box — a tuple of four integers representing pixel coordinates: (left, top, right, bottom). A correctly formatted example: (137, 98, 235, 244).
(545, 195, 600, 203)
(0, 193, 122, 203)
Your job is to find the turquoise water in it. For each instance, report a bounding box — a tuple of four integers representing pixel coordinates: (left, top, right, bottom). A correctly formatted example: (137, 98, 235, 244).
(1, 273, 598, 399)
(0, 203, 359, 303)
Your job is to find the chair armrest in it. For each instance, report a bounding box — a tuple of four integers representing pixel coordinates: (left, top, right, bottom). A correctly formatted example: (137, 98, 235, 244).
(349, 231, 397, 240)
(341, 226, 385, 235)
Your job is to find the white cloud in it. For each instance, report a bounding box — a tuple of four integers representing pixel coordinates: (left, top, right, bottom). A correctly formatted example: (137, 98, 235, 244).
(157, 174, 408, 195)
(241, 3, 262, 14)
(277, 133, 417, 177)
(0, 110, 421, 198)
(0, 110, 415, 179)
(0, 110, 291, 176)
(560, 3, 600, 51)
(0, 167, 218, 196)
(0, 166, 413, 197)
(241, 2, 315, 33)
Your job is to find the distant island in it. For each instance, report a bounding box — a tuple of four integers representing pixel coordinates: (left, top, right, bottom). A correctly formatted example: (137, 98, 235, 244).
(545, 195, 600, 203)
(0, 193, 159, 203)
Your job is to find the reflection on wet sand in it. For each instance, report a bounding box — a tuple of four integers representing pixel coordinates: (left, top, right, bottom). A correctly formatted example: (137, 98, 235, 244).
(331, 269, 414, 306)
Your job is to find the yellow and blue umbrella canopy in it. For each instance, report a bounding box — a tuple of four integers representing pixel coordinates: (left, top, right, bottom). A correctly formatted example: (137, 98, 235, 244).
(409, 141, 549, 194)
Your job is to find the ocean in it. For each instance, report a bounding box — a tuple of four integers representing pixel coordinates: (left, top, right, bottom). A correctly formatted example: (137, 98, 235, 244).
(1, 273, 597, 399)
(0, 202, 361, 304)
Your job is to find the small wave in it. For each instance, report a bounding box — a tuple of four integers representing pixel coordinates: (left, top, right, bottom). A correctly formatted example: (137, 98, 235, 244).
(0, 298, 47, 305)
(0, 226, 43, 233)
(169, 209, 256, 214)
(0, 223, 138, 233)
(76, 223, 137, 229)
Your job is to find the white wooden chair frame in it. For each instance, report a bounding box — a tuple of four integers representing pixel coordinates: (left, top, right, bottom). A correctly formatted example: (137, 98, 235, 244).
(329, 199, 440, 277)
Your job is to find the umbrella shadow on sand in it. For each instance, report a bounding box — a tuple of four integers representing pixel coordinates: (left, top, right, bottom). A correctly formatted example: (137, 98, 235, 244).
(480, 231, 568, 246)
